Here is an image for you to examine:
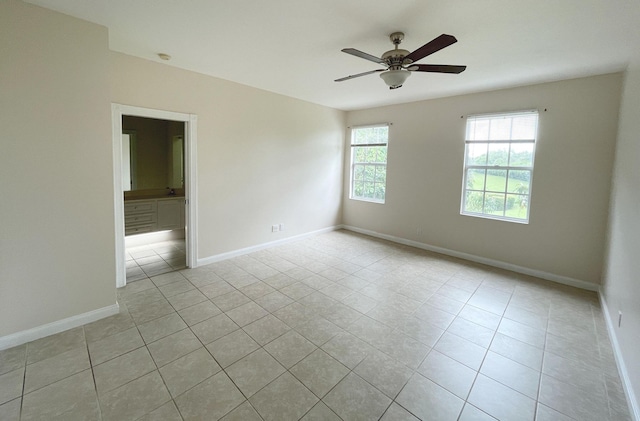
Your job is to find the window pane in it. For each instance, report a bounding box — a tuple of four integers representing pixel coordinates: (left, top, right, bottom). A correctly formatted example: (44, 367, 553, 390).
(466, 143, 488, 165)
(374, 147, 387, 163)
(466, 169, 486, 191)
(364, 182, 375, 199)
(353, 180, 364, 197)
(506, 194, 528, 219)
(374, 167, 386, 183)
(354, 147, 367, 163)
(507, 171, 531, 193)
(484, 193, 505, 215)
(486, 170, 507, 192)
(363, 165, 375, 181)
(509, 143, 534, 167)
(353, 165, 364, 181)
(468, 119, 490, 141)
(487, 143, 508, 166)
(464, 191, 484, 213)
(352, 126, 388, 145)
(511, 115, 538, 139)
(489, 118, 512, 140)
(374, 184, 386, 201)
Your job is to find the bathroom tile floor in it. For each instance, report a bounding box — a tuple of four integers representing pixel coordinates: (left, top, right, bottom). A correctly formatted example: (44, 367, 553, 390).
(0, 230, 632, 420)
(126, 239, 186, 282)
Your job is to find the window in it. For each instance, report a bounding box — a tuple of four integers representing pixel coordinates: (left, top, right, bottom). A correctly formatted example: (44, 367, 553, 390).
(461, 110, 538, 223)
(350, 124, 389, 203)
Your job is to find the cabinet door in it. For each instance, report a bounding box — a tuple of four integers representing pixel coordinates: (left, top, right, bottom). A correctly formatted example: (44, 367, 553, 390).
(157, 199, 183, 231)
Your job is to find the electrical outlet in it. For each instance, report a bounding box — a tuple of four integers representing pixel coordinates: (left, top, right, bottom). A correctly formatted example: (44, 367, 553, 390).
(279, 223, 285, 232)
(618, 311, 623, 327)
(272, 225, 279, 232)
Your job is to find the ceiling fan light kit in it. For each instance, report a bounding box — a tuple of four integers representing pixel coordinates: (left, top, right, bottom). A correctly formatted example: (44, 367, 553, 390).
(336, 32, 466, 90)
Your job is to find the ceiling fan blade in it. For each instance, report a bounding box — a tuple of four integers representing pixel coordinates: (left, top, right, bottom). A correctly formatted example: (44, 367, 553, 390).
(335, 69, 385, 82)
(404, 34, 458, 63)
(341, 48, 386, 65)
(409, 64, 467, 74)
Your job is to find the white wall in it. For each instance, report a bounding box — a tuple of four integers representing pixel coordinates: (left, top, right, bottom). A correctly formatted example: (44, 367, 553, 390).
(0, 1, 115, 336)
(110, 53, 345, 260)
(602, 61, 640, 418)
(344, 74, 622, 285)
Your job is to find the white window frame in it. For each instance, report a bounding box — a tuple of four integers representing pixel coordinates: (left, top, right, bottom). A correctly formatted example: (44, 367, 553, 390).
(460, 110, 538, 223)
(349, 124, 390, 204)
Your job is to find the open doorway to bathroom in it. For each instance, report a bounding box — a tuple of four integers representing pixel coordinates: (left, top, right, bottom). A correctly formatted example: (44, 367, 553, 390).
(122, 116, 186, 281)
(112, 104, 198, 288)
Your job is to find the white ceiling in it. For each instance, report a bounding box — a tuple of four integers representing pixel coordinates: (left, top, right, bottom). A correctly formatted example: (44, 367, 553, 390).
(26, 0, 640, 111)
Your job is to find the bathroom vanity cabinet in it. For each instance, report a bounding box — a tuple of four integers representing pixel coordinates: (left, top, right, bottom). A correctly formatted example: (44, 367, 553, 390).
(124, 197, 185, 235)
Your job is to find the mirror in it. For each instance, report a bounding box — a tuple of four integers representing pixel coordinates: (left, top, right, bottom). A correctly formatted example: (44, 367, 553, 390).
(121, 116, 184, 192)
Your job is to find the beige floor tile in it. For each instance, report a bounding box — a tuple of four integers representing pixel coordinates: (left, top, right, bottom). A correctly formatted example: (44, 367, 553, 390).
(295, 316, 344, 346)
(0, 368, 23, 405)
(435, 332, 487, 370)
(137, 312, 188, 344)
(290, 349, 349, 398)
(225, 301, 269, 327)
(301, 401, 341, 420)
(211, 290, 251, 312)
(273, 302, 317, 327)
(255, 291, 294, 312)
(21, 369, 100, 421)
(398, 315, 445, 347)
(150, 271, 186, 287)
(128, 297, 176, 325)
(380, 402, 420, 420)
(412, 303, 456, 329)
(139, 400, 183, 421)
(220, 400, 262, 421)
(539, 374, 609, 421)
(239, 281, 277, 300)
(99, 371, 171, 421)
(178, 300, 222, 326)
(490, 333, 543, 371)
(480, 351, 540, 399)
(542, 351, 605, 391)
(340, 291, 378, 313)
(158, 279, 195, 298)
(323, 372, 392, 421)
(354, 350, 413, 398)
(447, 317, 495, 348)
(504, 304, 549, 331)
(264, 330, 317, 368)
(24, 345, 90, 394)
(535, 403, 575, 421)
(206, 329, 260, 368)
(0, 398, 20, 421)
(396, 373, 464, 421)
(226, 349, 286, 397)
(0, 345, 26, 376)
(280, 282, 316, 300)
(346, 315, 392, 345)
(458, 305, 502, 330)
(83, 311, 136, 343)
(372, 330, 430, 369)
(190, 313, 239, 344)
(147, 328, 202, 367)
(88, 327, 144, 366)
(93, 347, 156, 395)
(159, 347, 221, 397)
(468, 374, 536, 421)
(26, 326, 85, 364)
(250, 372, 318, 421)
(321, 331, 373, 369)
(418, 349, 477, 399)
(166, 289, 208, 310)
(498, 318, 546, 349)
(199, 280, 236, 299)
(175, 371, 245, 420)
(458, 403, 497, 420)
(243, 314, 291, 345)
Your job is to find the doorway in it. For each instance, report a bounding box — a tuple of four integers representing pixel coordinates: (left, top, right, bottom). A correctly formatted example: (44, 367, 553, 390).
(111, 104, 198, 288)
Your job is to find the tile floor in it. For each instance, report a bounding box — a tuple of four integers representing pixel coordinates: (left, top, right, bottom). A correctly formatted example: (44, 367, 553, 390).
(0, 230, 632, 420)
(126, 239, 186, 282)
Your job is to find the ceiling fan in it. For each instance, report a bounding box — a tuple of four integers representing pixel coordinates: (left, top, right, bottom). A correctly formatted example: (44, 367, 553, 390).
(335, 32, 466, 89)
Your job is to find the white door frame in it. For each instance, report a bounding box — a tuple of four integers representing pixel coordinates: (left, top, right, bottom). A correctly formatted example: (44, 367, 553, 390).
(112, 104, 198, 288)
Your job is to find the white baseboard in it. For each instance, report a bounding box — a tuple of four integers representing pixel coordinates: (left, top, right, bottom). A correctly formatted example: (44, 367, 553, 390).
(197, 225, 342, 267)
(0, 303, 120, 351)
(125, 229, 185, 248)
(599, 291, 639, 421)
(342, 225, 599, 292)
